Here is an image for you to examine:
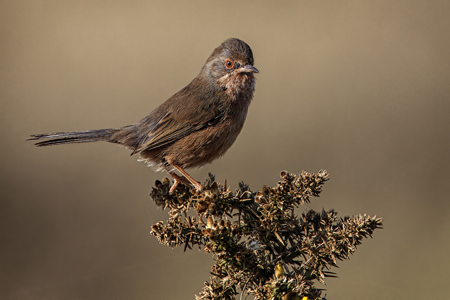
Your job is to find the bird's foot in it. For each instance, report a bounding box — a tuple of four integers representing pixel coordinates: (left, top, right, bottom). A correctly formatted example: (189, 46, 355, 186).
(170, 165, 203, 192)
(168, 172, 202, 194)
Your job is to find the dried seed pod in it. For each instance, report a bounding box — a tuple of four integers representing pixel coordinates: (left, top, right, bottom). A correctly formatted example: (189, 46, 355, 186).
(206, 216, 215, 229)
(225, 220, 232, 229)
(208, 202, 216, 211)
(196, 200, 208, 214)
(275, 263, 284, 279)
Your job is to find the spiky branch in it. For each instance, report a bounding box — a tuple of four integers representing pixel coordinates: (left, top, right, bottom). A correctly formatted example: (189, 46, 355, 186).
(150, 170, 382, 300)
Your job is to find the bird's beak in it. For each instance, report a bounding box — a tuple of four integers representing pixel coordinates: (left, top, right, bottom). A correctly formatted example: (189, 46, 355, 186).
(237, 65, 259, 74)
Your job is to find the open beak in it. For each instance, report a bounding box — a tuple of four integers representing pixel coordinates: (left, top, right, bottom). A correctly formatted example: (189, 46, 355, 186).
(237, 65, 259, 74)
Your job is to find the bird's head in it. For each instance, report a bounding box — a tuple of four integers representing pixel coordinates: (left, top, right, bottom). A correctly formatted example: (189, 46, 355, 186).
(202, 38, 258, 99)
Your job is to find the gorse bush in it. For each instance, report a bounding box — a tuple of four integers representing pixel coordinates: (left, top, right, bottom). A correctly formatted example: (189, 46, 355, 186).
(150, 170, 382, 300)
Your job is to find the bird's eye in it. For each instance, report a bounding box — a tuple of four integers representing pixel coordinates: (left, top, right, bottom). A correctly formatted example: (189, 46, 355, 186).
(224, 59, 234, 69)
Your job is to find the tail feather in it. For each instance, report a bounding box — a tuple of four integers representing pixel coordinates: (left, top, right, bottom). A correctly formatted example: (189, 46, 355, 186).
(28, 129, 120, 147)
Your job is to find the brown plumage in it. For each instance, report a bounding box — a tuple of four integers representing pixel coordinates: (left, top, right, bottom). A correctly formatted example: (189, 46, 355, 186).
(28, 38, 258, 193)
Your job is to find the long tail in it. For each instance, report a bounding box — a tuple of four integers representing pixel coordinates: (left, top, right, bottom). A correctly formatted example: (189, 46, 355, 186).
(28, 128, 121, 147)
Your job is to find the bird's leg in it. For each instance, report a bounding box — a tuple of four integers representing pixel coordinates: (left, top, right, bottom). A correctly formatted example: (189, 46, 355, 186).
(167, 171, 189, 194)
(171, 164, 203, 192)
(164, 165, 201, 193)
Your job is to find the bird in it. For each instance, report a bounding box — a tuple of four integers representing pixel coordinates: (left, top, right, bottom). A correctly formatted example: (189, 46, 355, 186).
(28, 38, 258, 193)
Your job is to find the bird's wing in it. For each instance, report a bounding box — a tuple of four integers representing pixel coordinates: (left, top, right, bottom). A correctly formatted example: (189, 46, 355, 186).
(132, 95, 225, 154)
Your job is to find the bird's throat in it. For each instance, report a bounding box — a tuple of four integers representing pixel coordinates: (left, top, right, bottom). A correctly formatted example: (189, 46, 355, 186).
(218, 73, 255, 101)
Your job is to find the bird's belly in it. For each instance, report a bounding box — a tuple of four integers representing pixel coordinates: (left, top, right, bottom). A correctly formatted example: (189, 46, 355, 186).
(163, 118, 245, 169)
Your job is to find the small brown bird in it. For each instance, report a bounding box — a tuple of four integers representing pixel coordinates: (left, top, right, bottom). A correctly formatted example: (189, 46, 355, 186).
(28, 38, 258, 193)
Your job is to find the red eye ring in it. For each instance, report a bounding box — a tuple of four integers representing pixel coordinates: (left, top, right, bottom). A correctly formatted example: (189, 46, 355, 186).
(224, 59, 234, 69)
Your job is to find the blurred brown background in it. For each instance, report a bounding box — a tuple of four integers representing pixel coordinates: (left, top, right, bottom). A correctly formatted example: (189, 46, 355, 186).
(1, 1, 449, 299)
